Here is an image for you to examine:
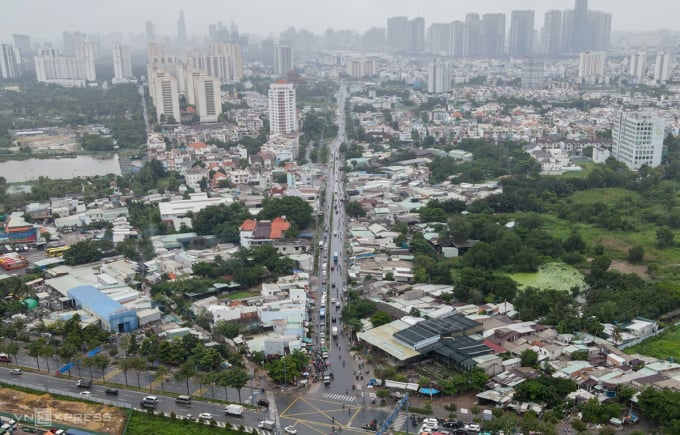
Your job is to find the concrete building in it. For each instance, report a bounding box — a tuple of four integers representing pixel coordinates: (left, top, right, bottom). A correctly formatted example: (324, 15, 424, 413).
(449, 21, 465, 58)
(578, 51, 606, 84)
(509, 10, 535, 58)
(68, 285, 139, 332)
(268, 82, 298, 134)
(629, 52, 647, 83)
(521, 57, 545, 89)
(158, 193, 232, 229)
(177, 10, 187, 47)
(150, 70, 180, 123)
(187, 71, 222, 123)
(612, 112, 664, 170)
(274, 44, 293, 76)
(239, 217, 291, 248)
(463, 13, 481, 58)
(480, 13, 506, 58)
(34, 42, 96, 86)
(387, 16, 409, 52)
(12, 34, 31, 57)
(112, 43, 133, 83)
(572, 0, 589, 51)
(188, 42, 243, 82)
(74, 42, 96, 81)
(408, 17, 426, 53)
(427, 23, 451, 56)
(145, 21, 157, 44)
(654, 52, 672, 83)
(345, 57, 376, 78)
(0, 44, 21, 78)
(541, 10, 562, 57)
(427, 59, 450, 94)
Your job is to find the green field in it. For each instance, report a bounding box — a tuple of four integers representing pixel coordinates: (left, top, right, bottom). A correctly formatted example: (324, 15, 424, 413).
(126, 411, 243, 434)
(510, 262, 586, 291)
(623, 326, 680, 362)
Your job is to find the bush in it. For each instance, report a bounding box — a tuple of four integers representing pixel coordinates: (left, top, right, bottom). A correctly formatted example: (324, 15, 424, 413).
(571, 420, 587, 432)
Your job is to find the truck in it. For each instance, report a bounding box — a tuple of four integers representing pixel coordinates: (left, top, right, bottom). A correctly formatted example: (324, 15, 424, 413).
(258, 420, 276, 430)
(332, 326, 338, 337)
(319, 307, 326, 319)
(224, 404, 244, 416)
(333, 252, 339, 263)
(323, 372, 331, 385)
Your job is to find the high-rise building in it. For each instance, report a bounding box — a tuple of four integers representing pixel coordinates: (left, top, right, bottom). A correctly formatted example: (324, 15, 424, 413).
(449, 21, 465, 58)
(34, 46, 96, 86)
(145, 21, 157, 44)
(387, 16, 409, 51)
(112, 43, 133, 82)
(521, 57, 545, 89)
(150, 70, 180, 123)
(629, 52, 647, 82)
(654, 52, 672, 83)
(588, 11, 611, 51)
(261, 39, 275, 66)
(463, 14, 481, 58)
(509, 10, 535, 58)
(427, 59, 450, 94)
(0, 44, 21, 78)
(12, 34, 31, 56)
(345, 57, 377, 78)
(74, 42, 96, 81)
(480, 13, 506, 58)
(560, 10, 575, 53)
(274, 44, 293, 76)
(428, 23, 451, 55)
(408, 17, 425, 53)
(62, 31, 84, 56)
(268, 82, 298, 134)
(542, 10, 562, 57)
(177, 11, 187, 47)
(361, 28, 386, 51)
(188, 71, 222, 123)
(573, 0, 589, 51)
(578, 51, 606, 83)
(612, 111, 664, 170)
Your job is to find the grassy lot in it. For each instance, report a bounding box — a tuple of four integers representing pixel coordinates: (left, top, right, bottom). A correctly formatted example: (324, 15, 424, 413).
(221, 291, 259, 300)
(126, 411, 244, 434)
(510, 262, 586, 291)
(623, 326, 680, 362)
(567, 187, 641, 205)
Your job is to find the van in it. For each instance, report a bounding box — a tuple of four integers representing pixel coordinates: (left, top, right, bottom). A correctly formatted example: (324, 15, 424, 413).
(140, 395, 158, 409)
(175, 395, 192, 405)
(76, 379, 91, 388)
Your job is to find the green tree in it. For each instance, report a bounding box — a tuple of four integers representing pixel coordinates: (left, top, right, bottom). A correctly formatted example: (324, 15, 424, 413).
(258, 196, 314, 229)
(175, 361, 197, 395)
(520, 349, 539, 368)
(226, 368, 250, 403)
(628, 245, 645, 263)
(370, 311, 392, 328)
(345, 200, 367, 218)
(657, 227, 675, 248)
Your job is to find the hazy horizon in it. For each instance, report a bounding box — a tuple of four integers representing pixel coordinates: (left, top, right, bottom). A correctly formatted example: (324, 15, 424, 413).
(2, 0, 680, 44)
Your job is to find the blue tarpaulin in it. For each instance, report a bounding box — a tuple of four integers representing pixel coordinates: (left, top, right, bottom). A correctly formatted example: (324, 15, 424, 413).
(419, 388, 440, 395)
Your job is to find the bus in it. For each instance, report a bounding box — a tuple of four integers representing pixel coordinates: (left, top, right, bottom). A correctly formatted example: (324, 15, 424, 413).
(46, 245, 70, 257)
(320, 307, 326, 319)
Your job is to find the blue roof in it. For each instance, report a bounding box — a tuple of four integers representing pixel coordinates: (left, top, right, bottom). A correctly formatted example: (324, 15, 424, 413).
(68, 285, 127, 318)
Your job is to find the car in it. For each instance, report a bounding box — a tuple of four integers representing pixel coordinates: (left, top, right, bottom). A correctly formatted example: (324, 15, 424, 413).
(320, 338, 325, 345)
(10, 368, 22, 375)
(79, 391, 92, 398)
(76, 379, 92, 388)
(331, 298, 336, 303)
(197, 412, 214, 422)
(331, 283, 336, 288)
(465, 423, 480, 432)
(105, 388, 118, 395)
(284, 426, 298, 434)
(257, 398, 270, 408)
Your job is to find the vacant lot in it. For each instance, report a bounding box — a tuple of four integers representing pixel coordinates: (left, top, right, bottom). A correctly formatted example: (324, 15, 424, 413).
(624, 326, 680, 362)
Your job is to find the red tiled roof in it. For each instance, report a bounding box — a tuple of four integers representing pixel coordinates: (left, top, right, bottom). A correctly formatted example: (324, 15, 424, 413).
(240, 219, 257, 231)
(482, 339, 506, 354)
(270, 217, 290, 239)
(188, 142, 207, 149)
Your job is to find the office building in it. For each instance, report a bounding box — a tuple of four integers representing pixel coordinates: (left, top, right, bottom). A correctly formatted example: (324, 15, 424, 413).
(560, 10, 575, 53)
(578, 51, 606, 83)
(177, 10, 187, 47)
(145, 21, 157, 44)
(612, 112, 664, 170)
(521, 57, 544, 89)
(268, 82, 297, 134)
(428, 23, 451, 55)
(629, 52, 647, 83)
(573, 0, 589, 51)
(112, 43, 133, 82)
(0, 44, 21, 79)
(541, 10, 562, 57)
(449, 21, 465, 58)
(428, 59, 450, 94)
(12, 34, 31, 56)
(509, 10, 535, 58)
(480, 13, 506, 58)
(408, 17, 425, 53)
(150, 70, 180, 123)
(387, 16, 409, 51)
(654, 52, 672, 83)
(274, 44, 293, 76)
(463, 14, 481, 58)
(588, 11, 611, 51)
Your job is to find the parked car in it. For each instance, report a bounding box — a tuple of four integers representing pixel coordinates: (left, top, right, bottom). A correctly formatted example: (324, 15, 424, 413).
(257, 398, 270, 408)
(284, 426, 298, 434)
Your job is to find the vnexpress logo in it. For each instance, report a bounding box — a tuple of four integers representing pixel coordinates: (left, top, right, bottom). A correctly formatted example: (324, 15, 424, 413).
(34, 408, 52, 426)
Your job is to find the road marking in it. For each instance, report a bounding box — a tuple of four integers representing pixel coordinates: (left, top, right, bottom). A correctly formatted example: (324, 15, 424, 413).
(392, 413, 408, 430)
(321, 393, 356, 402)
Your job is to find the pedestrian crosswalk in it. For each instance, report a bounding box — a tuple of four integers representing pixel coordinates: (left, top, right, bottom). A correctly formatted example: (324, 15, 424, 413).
(322, 392, 356, 402)
(392, 413, 408, 430)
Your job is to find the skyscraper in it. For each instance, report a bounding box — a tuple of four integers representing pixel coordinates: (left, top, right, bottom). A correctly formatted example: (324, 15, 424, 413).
(629, 52, 647, 83)
(145, 21, 157, 44)
(177, 11, 187, 47)
(573, 0, 589, 51)
(588, 11, 611, 51)
(112, 44, 133, 82)
(654, 52, 672, 83)
(449, 21, 465, 58)
(560, 10, 575, 53)
(463, 14, 481, 58)
(612, 112, 664, 170)
(578, 51, 606, 84)
(0, 44, 21, 79)
(408, 17, 425, 53)
(74, 42, 96, 81)
(274, 44, 293, 76)
(150, 70, 180, 123)
(521, 58, 545, 89)
(34, 46, 96, 86)
(542, 10, 562, 57)
(428, 23, 451, 55)
(268, 82, 298, 134)
(428, 59, 450, 94)
(509, 10, 535, 58)
(480, 13, 506, 58)
(261, 39, 275, 66)
(12, 34, 31, 56)
(387, 16, 409, 52)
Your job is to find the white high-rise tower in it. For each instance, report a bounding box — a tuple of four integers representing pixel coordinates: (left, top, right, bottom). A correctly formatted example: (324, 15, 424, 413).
(112, 44, 133, 83)
(268, 82, 297, 134)
(427, 59, 450, 94)
(654, 52, 672, 83)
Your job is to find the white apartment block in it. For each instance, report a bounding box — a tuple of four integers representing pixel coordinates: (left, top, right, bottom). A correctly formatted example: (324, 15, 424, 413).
(150, 70, 180, 123)
(629, 52, 647, 82)
(268, 82, 298, 134)
(654, 52, 672, 83)
(112, 44, 133, 82)
(578, 51, 606, 83)
(427, 59, 450, 94)
(194, 74, 222, 123)
(0, 44, 21, 78)
(274, 44, 293, 76)
(187, 42, 244, 82)
(34, 43, 96, 86)
(612, 111, 664, 170)
(345, 57, 377, 78)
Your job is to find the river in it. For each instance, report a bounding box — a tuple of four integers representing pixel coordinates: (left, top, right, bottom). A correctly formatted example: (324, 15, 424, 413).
(0, 154, 122, 183)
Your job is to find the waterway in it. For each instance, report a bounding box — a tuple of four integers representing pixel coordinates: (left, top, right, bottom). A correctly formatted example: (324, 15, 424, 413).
(0, 154, 121, 183)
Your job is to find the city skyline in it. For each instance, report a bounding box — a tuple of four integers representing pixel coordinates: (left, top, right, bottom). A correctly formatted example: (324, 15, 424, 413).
(2, 0, 680, 43)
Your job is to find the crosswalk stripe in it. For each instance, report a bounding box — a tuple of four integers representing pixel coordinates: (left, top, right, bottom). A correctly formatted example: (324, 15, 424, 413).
(321, 393, 356, 402)
(392, 413, 408, 430)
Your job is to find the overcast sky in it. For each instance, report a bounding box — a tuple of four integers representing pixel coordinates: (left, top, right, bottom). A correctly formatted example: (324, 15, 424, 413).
(2, 0, 680, 43)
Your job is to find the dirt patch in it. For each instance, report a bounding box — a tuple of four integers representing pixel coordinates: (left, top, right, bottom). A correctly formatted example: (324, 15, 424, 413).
(599, 237, 630, 252)
(609, 259, 649, 279)
(0, 389, 127, 434)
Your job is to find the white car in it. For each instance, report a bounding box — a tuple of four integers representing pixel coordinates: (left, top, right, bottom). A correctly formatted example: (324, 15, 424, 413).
(284, 426, 298, 434)
(79, 391, 92, 398)
(466, 423, 481, 432)
(198, 412, 214, 421)
(320, 338, 325, 345)
(9, 368, 22, 375)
